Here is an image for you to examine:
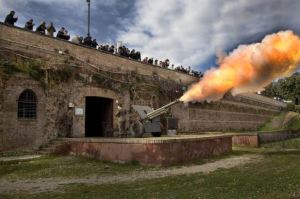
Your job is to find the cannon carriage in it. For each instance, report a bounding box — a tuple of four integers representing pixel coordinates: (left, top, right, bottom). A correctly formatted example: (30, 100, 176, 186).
(130, 99, 180, 137)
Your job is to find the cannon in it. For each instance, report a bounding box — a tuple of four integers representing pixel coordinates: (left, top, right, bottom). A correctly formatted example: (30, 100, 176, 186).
(131, 99, 180, 137)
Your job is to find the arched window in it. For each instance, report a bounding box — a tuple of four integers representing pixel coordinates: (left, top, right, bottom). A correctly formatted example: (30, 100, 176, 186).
(18, 89, 37, 119)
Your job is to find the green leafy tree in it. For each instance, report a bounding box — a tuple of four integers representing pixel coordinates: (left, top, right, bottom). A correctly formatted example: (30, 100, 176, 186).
(262, 72, 300, 104)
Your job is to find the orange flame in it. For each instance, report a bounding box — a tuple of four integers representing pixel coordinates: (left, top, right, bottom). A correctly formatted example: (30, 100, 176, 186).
(180, 30, 300, 102)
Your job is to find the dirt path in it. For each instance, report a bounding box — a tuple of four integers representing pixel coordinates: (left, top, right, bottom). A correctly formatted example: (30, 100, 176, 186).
(0, 154, 262, 193)
(0, 155, 41, 162)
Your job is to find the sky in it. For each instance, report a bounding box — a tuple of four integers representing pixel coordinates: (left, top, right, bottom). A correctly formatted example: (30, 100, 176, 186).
(1, 0, 300, 72)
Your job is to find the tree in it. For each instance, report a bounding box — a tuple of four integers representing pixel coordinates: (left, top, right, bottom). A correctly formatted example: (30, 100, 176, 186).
(262, 72, 300, 105)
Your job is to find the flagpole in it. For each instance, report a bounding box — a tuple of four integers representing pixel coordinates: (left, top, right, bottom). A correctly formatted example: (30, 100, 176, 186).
(87, 0, 91, 36)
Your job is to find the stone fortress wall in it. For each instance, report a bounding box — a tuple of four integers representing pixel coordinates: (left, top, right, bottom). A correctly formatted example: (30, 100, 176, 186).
(0, 23, 195, 85)
(0, 23, 286, 151)
(172, 97, 282, 133)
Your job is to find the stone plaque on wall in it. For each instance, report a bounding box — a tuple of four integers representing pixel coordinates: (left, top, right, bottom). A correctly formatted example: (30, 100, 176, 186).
(75, 107, 84, 116)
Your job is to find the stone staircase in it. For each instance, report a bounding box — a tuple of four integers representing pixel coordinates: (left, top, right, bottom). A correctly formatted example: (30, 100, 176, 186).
(38, 138, 69, 155)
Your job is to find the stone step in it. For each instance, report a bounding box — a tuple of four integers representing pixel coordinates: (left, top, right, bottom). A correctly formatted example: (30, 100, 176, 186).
(44, 142, 65, 148)
(50, 140, 69, 145)
(38, 151, 52, 155)
(41, 146, 57, 151)
(38, 138, 70, 155)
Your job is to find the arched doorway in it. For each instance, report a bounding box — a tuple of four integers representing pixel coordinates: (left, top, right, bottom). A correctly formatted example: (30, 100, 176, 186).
(85, 96, 113, 137)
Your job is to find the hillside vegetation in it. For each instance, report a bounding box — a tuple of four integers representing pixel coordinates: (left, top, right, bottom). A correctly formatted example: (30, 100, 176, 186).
(259, 111, 300, 131)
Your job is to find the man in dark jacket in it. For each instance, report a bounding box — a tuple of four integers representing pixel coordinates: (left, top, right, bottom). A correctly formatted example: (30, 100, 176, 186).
(24, 19, 34, 30)
(148, 58, 154, 65)
(109, 45, 115, 53)
(91, 39, 98, 48)
(83, 35, 93, 46)
(136, 51, 141, 61)
(57, 27, 70, 40)
(36, 21, 46, 35)
(56, 27, 65, 39)
(129, 49, 136, 59)
(4, 11, 18, 26)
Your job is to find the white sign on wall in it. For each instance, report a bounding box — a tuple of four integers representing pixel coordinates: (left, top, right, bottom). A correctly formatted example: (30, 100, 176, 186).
(75, 107, 84, 116)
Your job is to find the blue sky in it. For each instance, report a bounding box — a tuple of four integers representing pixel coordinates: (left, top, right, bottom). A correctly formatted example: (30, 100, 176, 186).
(1, 0, 300, 72)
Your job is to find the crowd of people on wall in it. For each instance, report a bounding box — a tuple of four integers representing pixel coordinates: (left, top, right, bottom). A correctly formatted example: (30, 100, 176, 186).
(4, 11, 203, 78)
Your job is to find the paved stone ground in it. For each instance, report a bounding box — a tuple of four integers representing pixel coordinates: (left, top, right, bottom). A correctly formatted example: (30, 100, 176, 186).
(0, 154, 262, 193)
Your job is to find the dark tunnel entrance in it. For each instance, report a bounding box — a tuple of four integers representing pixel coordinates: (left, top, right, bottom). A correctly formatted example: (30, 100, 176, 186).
(85, 97, 113, 137)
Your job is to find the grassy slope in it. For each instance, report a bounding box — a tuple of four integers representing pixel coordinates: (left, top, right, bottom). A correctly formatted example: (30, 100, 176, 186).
(0, 150, 37, 157)
(64, 151, 300, 199)
(288, 116, 300, 130)
(0, 151, 247, 181)
(259, 111, 300, 131)
(2, 150, 300, 199)
(0, 155, 153, 181)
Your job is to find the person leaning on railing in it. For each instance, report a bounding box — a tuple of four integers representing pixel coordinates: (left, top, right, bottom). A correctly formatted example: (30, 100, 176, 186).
(91, 39, 98, 48)
(1, 11, 199, 73)
(46, 22, 56, 37)
(4, 10, 18, 26)
(36, 21, 46, 35)
(24, 19, 34, 31)
(83, 34, 93, 46)
(57, 27, 70, 40)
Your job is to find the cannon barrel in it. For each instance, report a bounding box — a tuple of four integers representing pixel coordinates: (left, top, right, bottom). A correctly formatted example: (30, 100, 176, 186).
(143, 99, 180, 121)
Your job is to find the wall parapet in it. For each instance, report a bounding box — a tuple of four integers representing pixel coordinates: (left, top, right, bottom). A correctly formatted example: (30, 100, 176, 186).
(0, 22, 197, 85)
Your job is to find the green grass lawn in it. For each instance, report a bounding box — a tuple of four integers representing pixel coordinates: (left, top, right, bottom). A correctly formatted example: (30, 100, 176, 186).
(0, 150, 38, 157)
(0, 155, 155, 181)
(1, 140, 300, 199)
(262, 138, 300, 150)
(53, 151, 300, 199)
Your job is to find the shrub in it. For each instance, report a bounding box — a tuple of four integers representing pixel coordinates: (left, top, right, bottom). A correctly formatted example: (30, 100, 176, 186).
(48, 67, 73, 83)
(286, 103, 295, 112)
(0, 60, 21, 75)
(295, 105, 300, 113)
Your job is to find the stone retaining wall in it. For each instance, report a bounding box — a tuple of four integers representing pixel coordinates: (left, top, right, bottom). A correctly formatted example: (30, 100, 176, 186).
(232, 134, 259, 147)
(172, 100, 280, 132)
(232, 130, 300, 147)
(258, 130, 300, 144)
(56, 135, 232, 166)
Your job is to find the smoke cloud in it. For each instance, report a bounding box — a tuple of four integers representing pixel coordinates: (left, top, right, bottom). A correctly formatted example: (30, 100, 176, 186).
(180, 30, 300, 102)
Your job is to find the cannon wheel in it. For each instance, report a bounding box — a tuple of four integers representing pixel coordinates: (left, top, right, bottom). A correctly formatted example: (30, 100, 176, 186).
(151, 132, 161, 137)
(131, 121, 144, 137)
